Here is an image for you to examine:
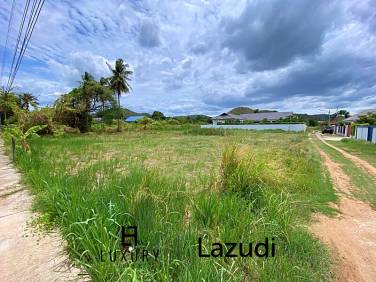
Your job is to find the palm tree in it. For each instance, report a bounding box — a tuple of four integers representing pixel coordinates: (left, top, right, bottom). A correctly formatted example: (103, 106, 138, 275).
(107, 59, 133, 132)
(18, 92, 38, 111)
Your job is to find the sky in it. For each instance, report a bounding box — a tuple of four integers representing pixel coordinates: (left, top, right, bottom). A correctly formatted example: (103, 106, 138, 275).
(0, 0, 375, 116)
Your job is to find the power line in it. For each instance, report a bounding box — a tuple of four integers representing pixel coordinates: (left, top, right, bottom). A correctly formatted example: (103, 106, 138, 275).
(6, 0, 31, 91)
(5, 0, 45, 92)
(9, 0, 45, 90)
(0, 0, 17, 87)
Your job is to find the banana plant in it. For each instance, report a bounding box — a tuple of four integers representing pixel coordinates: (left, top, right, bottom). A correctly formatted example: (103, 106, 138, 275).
(3, 124, 46, 152)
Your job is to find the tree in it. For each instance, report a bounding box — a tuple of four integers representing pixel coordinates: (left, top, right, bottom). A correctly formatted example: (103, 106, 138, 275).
(97, 77, 115, 111)
(337, 109, 350, 118)
(18, 92, 38, 111)
(151, 111, 165, 120)
(0, 89, 19, 122)
(358, 113, 376, 125)
(107, 59, 133, 132)
(53, 72, 115, 133)
(307, 119, 319, 127)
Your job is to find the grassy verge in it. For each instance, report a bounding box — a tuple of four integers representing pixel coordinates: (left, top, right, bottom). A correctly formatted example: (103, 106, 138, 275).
(327, 139, 376, 167)
(316, 140, 376, 208)
(10, 130, 336, 281)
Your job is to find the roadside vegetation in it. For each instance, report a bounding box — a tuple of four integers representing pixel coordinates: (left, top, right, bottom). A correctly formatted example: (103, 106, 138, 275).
(6, 128, 337, 281)
(327, 139, 376, 167)
(316, 140, 376, 208)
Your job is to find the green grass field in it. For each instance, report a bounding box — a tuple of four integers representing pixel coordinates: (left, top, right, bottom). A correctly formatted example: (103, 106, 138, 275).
(12, 128, 336, 281)
(327, 139, 376, 167)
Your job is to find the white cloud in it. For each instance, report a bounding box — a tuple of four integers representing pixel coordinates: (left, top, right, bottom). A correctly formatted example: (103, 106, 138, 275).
(0, 0, 375, 116)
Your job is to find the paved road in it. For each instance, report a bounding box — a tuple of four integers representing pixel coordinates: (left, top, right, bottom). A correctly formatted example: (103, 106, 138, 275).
(0, 140, 83, 281)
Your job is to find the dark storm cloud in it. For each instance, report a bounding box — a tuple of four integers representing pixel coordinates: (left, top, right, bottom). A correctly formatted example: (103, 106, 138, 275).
(139, 21, 160, 48)
(223, 0, 340, 71)
(203, 49, 376, 110)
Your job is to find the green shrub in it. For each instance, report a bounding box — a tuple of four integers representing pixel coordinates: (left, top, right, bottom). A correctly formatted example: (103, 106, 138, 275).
(20, 109, 55, 135)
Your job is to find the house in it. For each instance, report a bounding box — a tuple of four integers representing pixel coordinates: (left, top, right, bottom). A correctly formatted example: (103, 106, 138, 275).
(340, 109, 376, 143)
(125, 115, 145, 122)
(212, 112, 294, 125)
(343, 109, 376, 124)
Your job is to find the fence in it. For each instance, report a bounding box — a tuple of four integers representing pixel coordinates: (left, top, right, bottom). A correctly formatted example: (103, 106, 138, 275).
(335, 124, 352, 137)
(201, 123, 307, 132)
(355, 126, 376, 144)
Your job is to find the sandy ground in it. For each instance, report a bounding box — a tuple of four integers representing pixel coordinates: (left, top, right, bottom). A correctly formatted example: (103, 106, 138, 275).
(311, 143, 376, 281)
(0, 141, 85, 281)
(320, 134, 348, 142)
(316, 132, 376, 178)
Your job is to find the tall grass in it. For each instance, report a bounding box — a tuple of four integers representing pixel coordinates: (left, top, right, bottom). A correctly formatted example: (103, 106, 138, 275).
(12, 131, 336, 281)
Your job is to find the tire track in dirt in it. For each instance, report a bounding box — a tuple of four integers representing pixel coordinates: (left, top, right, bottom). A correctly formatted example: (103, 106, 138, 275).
(311, 148, 376, 282)
(0, 141, 86, 281)
(316, 133, 376, 179)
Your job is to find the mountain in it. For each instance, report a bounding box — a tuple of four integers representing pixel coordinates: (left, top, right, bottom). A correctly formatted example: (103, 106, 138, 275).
(123, 108, 150, 117)
(228, 107, 277, 115)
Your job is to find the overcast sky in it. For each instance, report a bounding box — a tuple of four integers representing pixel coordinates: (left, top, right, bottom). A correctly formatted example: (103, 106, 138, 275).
(0, 0, 375, 116)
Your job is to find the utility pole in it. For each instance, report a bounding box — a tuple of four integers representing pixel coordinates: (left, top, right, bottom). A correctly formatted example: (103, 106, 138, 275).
(328, 109, 331, 125)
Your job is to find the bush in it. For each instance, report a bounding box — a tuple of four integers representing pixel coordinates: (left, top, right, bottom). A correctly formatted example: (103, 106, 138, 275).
(167, 119, 180, 125)
(21, 110, 54, 135)
(138, 117, 153, 130)
(307, 119, 319, 127)
(54, 110, 92, 133)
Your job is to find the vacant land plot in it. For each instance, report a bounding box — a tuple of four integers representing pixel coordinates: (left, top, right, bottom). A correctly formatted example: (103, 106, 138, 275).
(327, 139, 376, 167)
(12, 128, 336, 281)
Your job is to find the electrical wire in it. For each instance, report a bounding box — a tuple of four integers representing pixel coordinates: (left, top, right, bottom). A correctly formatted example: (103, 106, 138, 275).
(5, 0, 45, 92)
(6, 0, 31, 91)
(0, 0, 17, 87)
(9, 0, 45, 90)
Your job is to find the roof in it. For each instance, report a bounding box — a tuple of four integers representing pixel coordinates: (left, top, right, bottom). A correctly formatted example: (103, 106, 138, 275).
(213, 112, 294, 121)
(343, 109, 376, 123)
(125, 115, 145, 122)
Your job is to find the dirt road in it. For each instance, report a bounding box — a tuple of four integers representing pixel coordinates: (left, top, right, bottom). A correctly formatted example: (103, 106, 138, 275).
(311, 139, 376, 281)
(316, 133, 376, 178)
(0, 141, 83, 281)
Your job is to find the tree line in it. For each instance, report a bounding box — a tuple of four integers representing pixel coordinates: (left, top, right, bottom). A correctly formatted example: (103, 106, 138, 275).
(0, 58, 132, 133)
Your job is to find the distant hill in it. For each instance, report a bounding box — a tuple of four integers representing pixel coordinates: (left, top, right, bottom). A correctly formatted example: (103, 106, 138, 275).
(123, 108, 150, 117)
(228, 107, 277, 115)
(173, 114, 211, 123)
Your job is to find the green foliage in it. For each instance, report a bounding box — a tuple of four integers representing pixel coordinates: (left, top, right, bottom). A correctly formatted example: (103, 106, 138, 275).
(335, 109, 350, 118)
(53, 72, 115, 132)
(174, 115, 211, 124)
(0, 89, 20, 122)
(307, 119, 319, 126)
(3, 124, 46, 152)
(358, 113, 376, 125)
(18, 108, 55, 135)
(18, 92, 39, 111)
(151, 110, 165, 120)
(138, 116, 153, 129)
